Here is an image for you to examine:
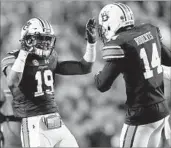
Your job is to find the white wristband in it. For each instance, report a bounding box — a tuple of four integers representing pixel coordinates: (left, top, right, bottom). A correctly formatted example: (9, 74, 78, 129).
(83, 42, 96, 62)
(11, 50, 28, 72)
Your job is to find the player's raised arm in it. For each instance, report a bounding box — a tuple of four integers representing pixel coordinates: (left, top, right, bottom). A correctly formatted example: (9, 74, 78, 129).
(94, 59, 123, 92)
(1, 49, 29, 89)
(55, 18, 96, 75)
(94, 43, 125, 92)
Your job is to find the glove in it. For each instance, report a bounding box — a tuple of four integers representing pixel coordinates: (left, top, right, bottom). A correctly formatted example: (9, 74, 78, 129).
(86, 18, 97, 44)
(20, 34, 36, 54)
(21, 37, 51, 59)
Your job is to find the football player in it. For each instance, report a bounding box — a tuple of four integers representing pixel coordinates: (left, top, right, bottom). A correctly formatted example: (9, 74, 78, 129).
(1, 17, 96, 147)
(94, 3, 171, 147)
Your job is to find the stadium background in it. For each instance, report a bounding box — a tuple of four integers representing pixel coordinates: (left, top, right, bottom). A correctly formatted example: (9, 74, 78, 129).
(0, 1, 170, 147)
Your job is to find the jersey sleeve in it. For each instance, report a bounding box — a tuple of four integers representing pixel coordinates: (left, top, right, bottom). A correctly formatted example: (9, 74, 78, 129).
(94, 59, 124, 92)
(1, 55, 16, 76)
(102, 40, 125, 60)
(55, 58, 92, 75)
(1, 50, 19, 76)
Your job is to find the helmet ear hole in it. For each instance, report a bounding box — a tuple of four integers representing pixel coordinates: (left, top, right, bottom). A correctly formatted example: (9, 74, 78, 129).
(120, 16, 124, 21)
(108, 26, 111, 31)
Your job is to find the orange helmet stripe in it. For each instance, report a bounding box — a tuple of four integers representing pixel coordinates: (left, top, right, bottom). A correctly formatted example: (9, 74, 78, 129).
(36, 17, 51, 33)
(114, 3, 127, 21)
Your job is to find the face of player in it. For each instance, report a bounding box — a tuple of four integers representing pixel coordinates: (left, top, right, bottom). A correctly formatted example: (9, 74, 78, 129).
(24, 33, 56, 59)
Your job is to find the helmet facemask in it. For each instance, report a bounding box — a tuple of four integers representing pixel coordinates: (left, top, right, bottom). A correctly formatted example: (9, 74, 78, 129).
(98, 24, 107, 44)
(98, 21, 119, 44)
(21, 33, 56, 59)
(20, 18, 56, 59)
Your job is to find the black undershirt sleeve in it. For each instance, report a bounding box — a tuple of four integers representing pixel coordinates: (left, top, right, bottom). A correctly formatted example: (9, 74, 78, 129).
(55, 58, 93, 75)
(161, 43, 171, 66)
(94, 59, 124, 92)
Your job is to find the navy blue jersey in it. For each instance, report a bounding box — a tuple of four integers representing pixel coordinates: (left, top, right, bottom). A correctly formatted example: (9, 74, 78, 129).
(1, 50, 58, 117)
(102, 24, 165, 107)
(2, 49, 93, 118)
(95, 24, 170, 124)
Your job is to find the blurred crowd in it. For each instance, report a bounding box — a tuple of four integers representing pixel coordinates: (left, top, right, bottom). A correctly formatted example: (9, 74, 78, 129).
(0, 1, 171, 147)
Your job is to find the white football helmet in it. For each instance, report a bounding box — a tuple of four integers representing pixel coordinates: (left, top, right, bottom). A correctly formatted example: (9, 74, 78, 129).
(20, 17, 56, 59)
(98, 3, 135, 42)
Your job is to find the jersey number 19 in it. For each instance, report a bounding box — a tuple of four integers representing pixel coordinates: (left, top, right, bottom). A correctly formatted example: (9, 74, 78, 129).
(34, 70, 54, 97)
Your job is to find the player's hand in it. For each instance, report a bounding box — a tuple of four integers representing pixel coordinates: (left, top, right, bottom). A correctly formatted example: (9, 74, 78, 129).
(21, 34, 37, 53)
(21, 35, 51, 58)
(86, 18, 97, 44)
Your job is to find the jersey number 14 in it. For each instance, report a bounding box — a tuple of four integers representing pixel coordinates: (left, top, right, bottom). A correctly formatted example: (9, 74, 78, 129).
(140, 43, 162, 79)
(34, 70, 54, 97)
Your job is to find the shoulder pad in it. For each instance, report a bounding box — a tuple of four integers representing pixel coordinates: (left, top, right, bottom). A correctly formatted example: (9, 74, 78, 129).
(1, 49, 19, 75)
(102, 40, 125, 60)
(1, 55, 16, 75)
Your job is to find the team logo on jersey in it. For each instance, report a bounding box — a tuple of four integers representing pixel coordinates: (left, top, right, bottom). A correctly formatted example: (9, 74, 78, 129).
(32, 59, 39, 66)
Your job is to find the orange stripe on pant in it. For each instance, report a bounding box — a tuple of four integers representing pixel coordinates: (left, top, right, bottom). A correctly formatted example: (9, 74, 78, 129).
(122, 125, 138, 147)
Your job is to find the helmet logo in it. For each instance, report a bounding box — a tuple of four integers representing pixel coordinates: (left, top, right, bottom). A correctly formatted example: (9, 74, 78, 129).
(23, 22, 31, 30)
(32, 59, 39, 66)
(101, 11, 109, 22)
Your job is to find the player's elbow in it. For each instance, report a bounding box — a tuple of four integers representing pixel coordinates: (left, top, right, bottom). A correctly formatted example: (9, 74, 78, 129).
(84, 67, 92, 74)
(97, 85, 110, 92)
(95, 80, 110, 92)
(94, 75, 111, 92)
(97, 87, 107, 92)
(82, 63, 93, 74)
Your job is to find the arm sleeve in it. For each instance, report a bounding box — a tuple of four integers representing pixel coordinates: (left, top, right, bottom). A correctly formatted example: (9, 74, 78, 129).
(55, 58, 93, 75)
(94, 59, 124, 92)
(161, 43, 171, 66)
